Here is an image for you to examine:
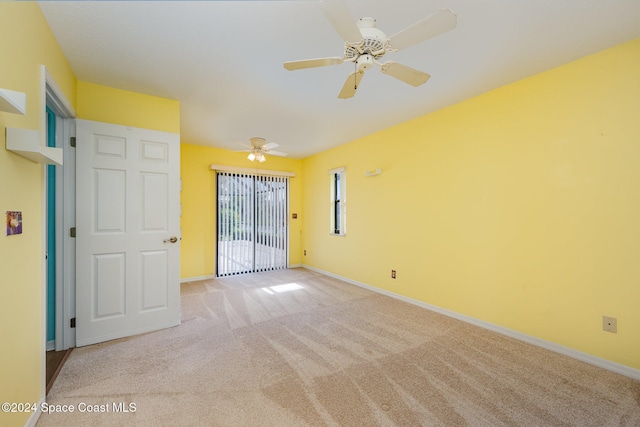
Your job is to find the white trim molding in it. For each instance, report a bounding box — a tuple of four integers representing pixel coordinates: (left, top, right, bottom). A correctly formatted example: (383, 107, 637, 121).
(24, 397, 45, 427)
(302, 265, 640, 381)
(44, 67, 76, 118)
(180, 275, 216, 283)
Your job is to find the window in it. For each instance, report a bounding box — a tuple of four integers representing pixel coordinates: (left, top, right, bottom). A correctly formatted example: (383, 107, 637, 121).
(329, 167, 346, 235)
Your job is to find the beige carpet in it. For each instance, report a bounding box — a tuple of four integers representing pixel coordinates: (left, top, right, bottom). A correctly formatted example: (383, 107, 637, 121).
(38, 268, 640, 426)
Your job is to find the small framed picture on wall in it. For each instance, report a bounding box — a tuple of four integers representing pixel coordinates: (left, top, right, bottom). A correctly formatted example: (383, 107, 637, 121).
(6, 211, 22, 236)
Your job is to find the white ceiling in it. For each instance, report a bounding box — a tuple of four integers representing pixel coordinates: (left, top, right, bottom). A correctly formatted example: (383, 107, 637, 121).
(38, 0, 640, 159)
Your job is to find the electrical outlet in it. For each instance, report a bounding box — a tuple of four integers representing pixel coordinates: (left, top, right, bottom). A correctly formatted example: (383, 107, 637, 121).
(602, 316, 617, 333)
(304, 250, 306, 256)
(391, 270, 396, 279)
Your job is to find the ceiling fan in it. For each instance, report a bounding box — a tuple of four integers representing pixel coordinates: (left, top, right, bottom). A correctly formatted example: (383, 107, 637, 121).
(284, 0, 457, 99)
(237, 137, 288, 163)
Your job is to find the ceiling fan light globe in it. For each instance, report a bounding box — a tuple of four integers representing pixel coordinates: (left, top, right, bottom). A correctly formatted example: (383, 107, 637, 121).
(248, 152, 256, 161)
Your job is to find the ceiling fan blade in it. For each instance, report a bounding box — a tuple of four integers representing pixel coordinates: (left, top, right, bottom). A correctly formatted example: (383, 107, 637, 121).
(380, 62, 430, 87)
(338, 70, 365, 99)
(388, 8, 457, 51)
(319, 0, 362, 43)
(284, 57, 344, 71)
(267, 150, 288, 157)
(263, 142, 279, 150)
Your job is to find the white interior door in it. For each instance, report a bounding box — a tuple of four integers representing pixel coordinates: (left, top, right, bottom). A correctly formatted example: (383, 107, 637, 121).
(75, 119, 180, 347)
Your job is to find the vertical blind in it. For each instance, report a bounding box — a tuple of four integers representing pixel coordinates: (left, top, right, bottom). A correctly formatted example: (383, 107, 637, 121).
(216, 172, 289, 277)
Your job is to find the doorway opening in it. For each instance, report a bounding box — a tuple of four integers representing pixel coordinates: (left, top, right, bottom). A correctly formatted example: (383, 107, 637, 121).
(43, 66, 77, 395)
(46, 106, 56, 351)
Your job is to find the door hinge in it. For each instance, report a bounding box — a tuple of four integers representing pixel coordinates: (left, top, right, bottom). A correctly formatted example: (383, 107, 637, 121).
(69, 227, 76, 238)
(70, 136, 76, 147)
(70, 318, 76, 328)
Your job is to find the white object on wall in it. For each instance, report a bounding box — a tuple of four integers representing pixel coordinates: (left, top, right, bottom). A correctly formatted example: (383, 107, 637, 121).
(0, 88, 26, 115)
(365, 168, 382, 176)
(5, 127, 63, 166)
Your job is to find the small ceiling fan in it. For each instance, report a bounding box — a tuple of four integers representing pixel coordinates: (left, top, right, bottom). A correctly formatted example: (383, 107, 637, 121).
(236, 137, 288, 163)
(284, 0, 457, 99)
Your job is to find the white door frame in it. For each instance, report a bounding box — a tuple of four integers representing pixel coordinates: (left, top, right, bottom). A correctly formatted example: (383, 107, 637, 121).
(42, 66, 77, 359)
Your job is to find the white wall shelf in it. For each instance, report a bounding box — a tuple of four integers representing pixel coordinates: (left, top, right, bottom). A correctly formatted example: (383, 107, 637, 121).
(5, 127, 63, 166)
(0, 88, 27, 115)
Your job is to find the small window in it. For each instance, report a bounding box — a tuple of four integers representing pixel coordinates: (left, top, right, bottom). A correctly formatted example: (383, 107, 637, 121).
(329, 167, 346, 235)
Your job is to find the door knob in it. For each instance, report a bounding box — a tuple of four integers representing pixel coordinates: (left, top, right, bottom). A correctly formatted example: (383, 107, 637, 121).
(164, 236, 178, 243)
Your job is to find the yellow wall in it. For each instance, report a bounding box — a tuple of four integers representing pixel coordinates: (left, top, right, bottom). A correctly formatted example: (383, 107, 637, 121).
(0, 3, 76, 426)
(302, 39, 640, 370)
(180, 143, 303, 279)
(77, 81, 180, 133)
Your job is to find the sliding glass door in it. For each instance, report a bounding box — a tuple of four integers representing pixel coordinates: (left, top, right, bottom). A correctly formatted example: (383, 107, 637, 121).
(216, 172, 289, 276)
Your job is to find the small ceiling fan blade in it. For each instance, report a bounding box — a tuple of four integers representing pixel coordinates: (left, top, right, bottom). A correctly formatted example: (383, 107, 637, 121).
(263, 142, 280, 150)
(388, 8, 457, 51)
(338, 70, 365, 99)
(267, 150, 288, 157)
(319, 0, 362, 43)
(380, 62, 430, 87)
(284, 57, 344, 71)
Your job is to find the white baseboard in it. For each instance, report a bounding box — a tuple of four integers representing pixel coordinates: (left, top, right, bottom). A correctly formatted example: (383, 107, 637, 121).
(302, 265, 640, 381)
(24, 396, 45, 427)
(180, 275, 216, 283)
